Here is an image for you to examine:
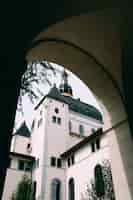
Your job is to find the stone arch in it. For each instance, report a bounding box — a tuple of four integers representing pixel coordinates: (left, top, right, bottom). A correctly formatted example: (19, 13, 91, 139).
(26, 10, 133, 200)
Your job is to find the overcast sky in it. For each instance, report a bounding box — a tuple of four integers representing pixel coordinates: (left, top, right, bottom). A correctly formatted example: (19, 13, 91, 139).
(15, 62, 101, 130)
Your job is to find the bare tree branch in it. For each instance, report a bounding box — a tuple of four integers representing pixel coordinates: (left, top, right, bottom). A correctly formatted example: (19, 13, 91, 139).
(17, 60, 57, 113)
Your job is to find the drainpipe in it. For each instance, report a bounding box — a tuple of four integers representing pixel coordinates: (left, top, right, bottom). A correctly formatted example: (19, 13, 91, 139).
(40, 105, 49, 200)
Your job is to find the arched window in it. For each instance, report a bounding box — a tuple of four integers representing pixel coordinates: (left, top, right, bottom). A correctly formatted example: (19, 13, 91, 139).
(69, 178, 75, 200)
(51, 179, 61, 200)
(79, 125, 84, 136)
(55, 108, 59, 114)
(94, 164, 105, 197)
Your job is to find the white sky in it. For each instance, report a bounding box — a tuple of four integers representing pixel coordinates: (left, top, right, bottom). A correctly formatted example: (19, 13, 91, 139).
(15, 62, 101, 130)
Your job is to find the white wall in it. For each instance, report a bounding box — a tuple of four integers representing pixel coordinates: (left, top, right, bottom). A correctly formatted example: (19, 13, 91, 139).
(31, 102, 47, 199)
(44, 98, 69, 156)
(66, 110, 102, 148)
(66, 134, 110, 200)
(2, 169, 31, 200)
(31, 96, 103, 200)
(10, 157, 18, 169)
(11, 135, 31, 155)
(43, 167, 66, 200)
(70, 111, 102, 136)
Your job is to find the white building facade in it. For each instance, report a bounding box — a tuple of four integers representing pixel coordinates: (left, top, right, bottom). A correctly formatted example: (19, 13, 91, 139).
(2, 71, 115, 200)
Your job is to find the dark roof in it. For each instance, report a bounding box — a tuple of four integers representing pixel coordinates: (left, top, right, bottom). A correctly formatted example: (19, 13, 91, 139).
(35, 86, 103, 122)
(60, 128, 103, 158)
(14, 122, 31, 138)
(10, 152, 35, 161)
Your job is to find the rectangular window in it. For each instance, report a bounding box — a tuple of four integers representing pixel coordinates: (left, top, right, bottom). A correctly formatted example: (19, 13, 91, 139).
(57, 158, 62, 168)
(71, 155, 75, 165)
(96, 138, 100, 150)
(57, 117, 61, 125)
(79, 125, 84, 136)
(25, 161, 32, 171)
(68, 157, 71, 167)
(51, 157, 56, 167)
(52, 116, 56, 123)
(18, 160, 25, 170)
(91, 142, 95, 153)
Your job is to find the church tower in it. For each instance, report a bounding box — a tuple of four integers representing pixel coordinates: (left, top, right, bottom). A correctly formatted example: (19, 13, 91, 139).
(30, 70, 103, 200)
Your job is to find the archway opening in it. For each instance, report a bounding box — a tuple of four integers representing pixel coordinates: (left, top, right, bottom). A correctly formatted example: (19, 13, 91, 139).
(24, 11, 133, 199)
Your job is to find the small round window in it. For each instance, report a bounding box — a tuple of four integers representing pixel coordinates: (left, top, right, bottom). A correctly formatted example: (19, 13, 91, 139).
(55, 108, 59, 114)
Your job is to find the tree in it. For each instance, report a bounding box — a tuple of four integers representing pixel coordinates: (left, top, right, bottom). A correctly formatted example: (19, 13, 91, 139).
(81, 160, 116, 200)
(17, 60, 56, 112)
(13, 60, 57, 131)
(11, 175, 33, 200)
